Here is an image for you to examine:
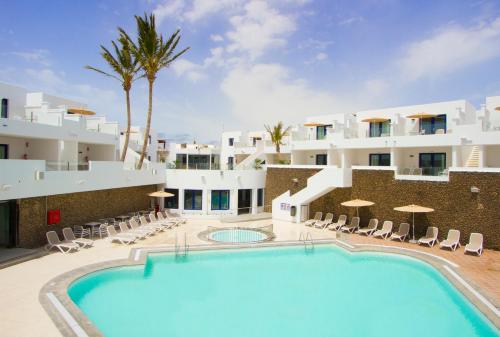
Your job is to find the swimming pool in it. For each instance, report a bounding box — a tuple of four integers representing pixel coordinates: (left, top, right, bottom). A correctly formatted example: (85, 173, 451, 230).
(68, 246, 499, 337)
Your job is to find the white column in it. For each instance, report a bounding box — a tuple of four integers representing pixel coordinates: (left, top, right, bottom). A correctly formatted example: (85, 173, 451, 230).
(451, 146, 460, 167)
(230, 189, 238, 215)
(178, 189, 184, 214)
(251, 189, 258, 214)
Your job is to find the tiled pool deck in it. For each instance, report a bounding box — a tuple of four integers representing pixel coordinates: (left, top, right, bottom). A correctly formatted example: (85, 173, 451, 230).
(0, 218, 498, 337)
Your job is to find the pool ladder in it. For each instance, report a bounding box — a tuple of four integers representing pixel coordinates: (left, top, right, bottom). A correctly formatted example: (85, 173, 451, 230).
(299, 232, 314, 251)
(175, 232, 189, 257)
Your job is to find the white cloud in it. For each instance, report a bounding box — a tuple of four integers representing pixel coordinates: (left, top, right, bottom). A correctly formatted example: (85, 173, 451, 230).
(25, 68, 65, 88)
(204, 47, 226, 67)
(184, 0, 241, 22)
(11, 49, 51, 66)
(399, 17, 500, 81)
(221, 63, 353, 127)
(315, 52, 328, 61)
(226, 0, 296, 59)
(210, 34, 224, 42)
(153, 0, 185, 24)
(338, 16, 364, 26)
(171, 59, 206, 82)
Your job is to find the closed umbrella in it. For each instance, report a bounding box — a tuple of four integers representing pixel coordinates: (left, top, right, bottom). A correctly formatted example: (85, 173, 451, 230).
(394, 204, 434, 243)
(341, 199, 375, 217)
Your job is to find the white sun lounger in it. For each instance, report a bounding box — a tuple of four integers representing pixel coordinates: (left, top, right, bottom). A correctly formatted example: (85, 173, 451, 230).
(119, 222, 148, 239)
(157, 212, 180, 227)
(357, 218, 379, 236)
(46, 231, 80, 253)
(465, 233, 483, 256)
(107, 225, 136, 245)
(328, 215, 347, 231)
(314, 213, 334, 229)
(139, 216, 165, 231)
(163, 210, 187, 224)
(340, 217, 360, 233)
(440, 229, 461, 251)
(149, 213, 175, 229)
(418, 226, 439, 247)
(62, 227, 93, 248)
(373, 221, 393, 239)
(305, 212, 322, 227)
(129, 219, 156, 235)
(390, 223, 410, 242)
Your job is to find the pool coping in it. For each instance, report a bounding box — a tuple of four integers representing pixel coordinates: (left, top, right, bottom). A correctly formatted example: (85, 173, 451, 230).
(39, 239, 500, 337)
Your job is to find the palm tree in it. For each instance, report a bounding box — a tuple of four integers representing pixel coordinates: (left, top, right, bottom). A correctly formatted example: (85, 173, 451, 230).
(85, 35, 141, 162)
(121, 13, 189, 169)
(264, 122, 291, 161)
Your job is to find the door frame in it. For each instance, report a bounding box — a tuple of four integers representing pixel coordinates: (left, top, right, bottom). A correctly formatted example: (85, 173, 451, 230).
(419, 152, 446, 175)
(0, 200, 17, 248)
(0, 144, 8, 159)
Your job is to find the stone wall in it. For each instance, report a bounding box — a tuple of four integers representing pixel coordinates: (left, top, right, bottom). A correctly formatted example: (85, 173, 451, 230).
(17, 184, 156, 248)
(264, 167, 500, 249)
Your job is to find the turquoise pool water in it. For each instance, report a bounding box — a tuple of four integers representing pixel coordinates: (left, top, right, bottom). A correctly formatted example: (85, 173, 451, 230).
(208, 229, 268, 243)
(68, 246, 499, 337)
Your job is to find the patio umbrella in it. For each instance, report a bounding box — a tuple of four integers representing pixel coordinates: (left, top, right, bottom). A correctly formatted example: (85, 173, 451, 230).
(67, 108, 96, 116)
(303, 122, 325, 127)
(394, 204, 434, 243)
(406, 112, 437, 119)
(341, 199, 375, 217)
(495, 106, 500, 111)
(361, 117, 390, 123)
(148, 191, 174, 210)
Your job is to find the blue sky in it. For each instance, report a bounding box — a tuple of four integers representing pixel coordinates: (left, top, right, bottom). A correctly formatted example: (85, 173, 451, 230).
(1, 0, 500, 143)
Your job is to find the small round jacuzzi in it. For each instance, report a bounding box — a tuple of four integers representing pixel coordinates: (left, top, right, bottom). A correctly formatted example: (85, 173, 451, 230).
(199, 226, 274, 244)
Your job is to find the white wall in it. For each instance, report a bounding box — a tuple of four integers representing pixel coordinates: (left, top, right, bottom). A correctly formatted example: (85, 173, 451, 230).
(0, 82, 27, 119)
(485, 145, 500, 167)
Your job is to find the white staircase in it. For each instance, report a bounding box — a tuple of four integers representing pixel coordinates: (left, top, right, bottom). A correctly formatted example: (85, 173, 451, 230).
(465, 146, 480, 168)
(235, 140, 265, 169)
(272, 167, 352, 223)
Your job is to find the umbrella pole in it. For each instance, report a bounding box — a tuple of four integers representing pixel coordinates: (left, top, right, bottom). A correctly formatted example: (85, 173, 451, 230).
(410, 212, 417, 244)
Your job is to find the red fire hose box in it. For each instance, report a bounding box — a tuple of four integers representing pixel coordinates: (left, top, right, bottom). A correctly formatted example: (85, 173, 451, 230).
(47, 210, 61, 225)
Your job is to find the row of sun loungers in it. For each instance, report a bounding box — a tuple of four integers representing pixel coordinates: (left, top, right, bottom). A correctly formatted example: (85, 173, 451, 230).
(305, 212, 484, 256)
(47, 211, 188, 252)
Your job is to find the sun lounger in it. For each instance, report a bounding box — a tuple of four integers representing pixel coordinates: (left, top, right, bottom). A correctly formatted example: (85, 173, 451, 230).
(328, 214, 347, 231)
(340, 217, 360, 233)
(119, 222, 148, 239)
(46, 231, 80, 253)
(357, 218, 379, 236)
(464, 233, 483, 256)
(390, 223, 410, 242)
(418, 226, 439, 247)
(440, 229, 461, 251)
(129, 218, 156, 235)
(139, 216, 165, 231)
(305, 212, 322, 227)
(373, 221, 393, 239)
(149, 213, 176, 229)
(314, 213, 334, 229)
(157, 212, 181, 226)
(164, 210, 187, 224)
(107, 225, 136, 245)
(62, 227, 93, 248)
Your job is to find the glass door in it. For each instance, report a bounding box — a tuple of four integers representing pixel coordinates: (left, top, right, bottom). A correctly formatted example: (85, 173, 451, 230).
(419, 153, 446, 176)
(0, 144, 8, 159)
(0, 201, 14, 247)
(315, 154, 327, 165)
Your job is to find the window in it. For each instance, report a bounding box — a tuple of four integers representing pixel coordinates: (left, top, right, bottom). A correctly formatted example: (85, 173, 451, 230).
(227, 156, 234, 170)
(419, 153, 446, 176)
(257, 188, 264, 207)
(369, 153, 391, 166)
(176, 154, 187, 169)
(369, 121, 390, 137)
(164, 189, 179, 209)
(0, 145, 8, 159)
(184, 190, 202, 210)
(316, 125, 332, 140)
(316, 154, 327, 165)
(1, 99, 7, 118)
(211, 190, 230, 210)
(420, 114, 446, 135)
(228, 138, 234, 146)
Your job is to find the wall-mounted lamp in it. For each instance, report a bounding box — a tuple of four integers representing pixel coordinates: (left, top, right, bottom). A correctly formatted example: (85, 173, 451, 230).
(470, 186, 480, 193)
(152, 169, 157, 175)
(292, 178, 299, 184)
(76, 180, 85, 185)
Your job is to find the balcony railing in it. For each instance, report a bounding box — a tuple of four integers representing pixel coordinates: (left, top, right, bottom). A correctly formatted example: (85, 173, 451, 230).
(168, 162, 221, 170)
(45, 161, 89, 171)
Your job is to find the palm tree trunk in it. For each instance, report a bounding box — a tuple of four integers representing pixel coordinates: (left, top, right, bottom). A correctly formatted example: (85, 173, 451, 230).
(138, 80, 153, 169)
(276, 144, 281, 162)
(120, 89, 131, 162)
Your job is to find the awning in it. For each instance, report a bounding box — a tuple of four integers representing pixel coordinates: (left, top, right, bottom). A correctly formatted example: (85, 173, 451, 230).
(361, 117, 390, 123)
(303, 122, 325, 127)
(495, 106, 500, 111)
(148, 191, 174, 198)
(406, 112, 437, 119)
(67, 108, 96, 116)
